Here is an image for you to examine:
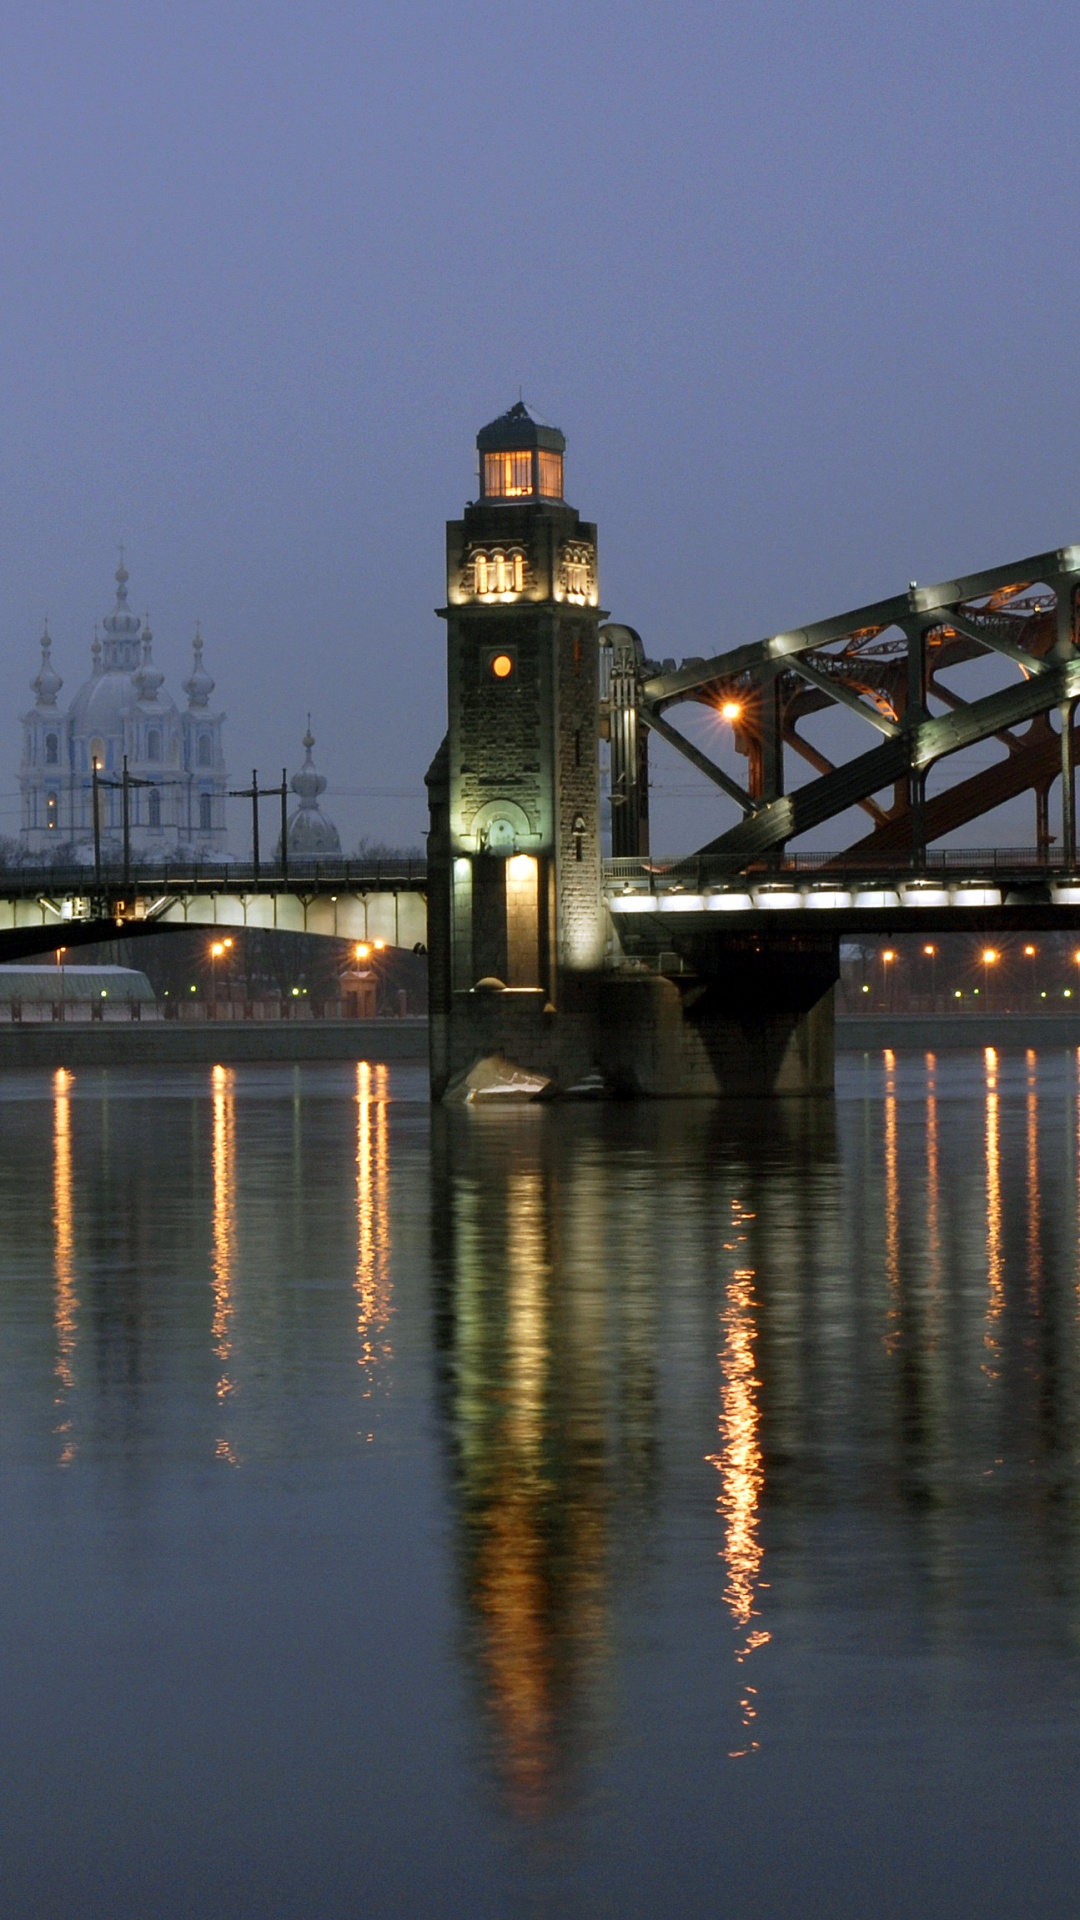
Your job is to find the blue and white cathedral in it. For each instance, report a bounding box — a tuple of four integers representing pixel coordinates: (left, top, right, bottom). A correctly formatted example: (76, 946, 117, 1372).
(20, 561, 228, 861)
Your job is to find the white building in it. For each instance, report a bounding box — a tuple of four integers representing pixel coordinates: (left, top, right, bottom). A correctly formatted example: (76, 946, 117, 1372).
(20, 561, 228, 861)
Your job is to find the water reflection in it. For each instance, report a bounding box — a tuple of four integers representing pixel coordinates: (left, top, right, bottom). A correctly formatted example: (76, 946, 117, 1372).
(355, 1061, 393, 1417)
(431, 1098, 839, 1805)
(52, 1067, 77, 1465)
(431, 1110, 619, 1816)
(4, 1058, 1080, 1905)
(984, 1047, 1003, 1379)
(706, 1208, 770, 1757)
(211, 1063, 238, 1461)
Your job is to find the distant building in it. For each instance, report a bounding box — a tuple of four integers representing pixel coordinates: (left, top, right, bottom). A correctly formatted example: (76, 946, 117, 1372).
(20, 561, 228, 861)
(282, 724, 341, 862)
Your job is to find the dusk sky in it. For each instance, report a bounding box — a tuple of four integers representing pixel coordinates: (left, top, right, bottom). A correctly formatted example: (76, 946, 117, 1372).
(2, 0, 1079, 853)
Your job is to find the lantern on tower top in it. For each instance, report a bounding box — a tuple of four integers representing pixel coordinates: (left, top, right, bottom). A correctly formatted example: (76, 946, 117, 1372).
(476, 401, 565, 504)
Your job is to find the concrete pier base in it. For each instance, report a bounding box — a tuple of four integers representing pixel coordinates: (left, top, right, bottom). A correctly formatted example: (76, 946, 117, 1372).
(433, 968, 836, 1100)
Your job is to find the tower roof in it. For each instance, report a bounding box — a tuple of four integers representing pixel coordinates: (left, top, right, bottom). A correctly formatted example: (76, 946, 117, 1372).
(476, 400, 565, 456)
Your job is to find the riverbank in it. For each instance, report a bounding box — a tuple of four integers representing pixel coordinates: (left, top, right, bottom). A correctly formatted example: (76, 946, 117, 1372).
(0, 1017, 428, 1067)
(837, 1012, 1080, 1049)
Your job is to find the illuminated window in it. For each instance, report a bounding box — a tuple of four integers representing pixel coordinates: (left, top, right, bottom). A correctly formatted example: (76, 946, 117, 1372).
(513, 551, 524, 591)
(475, 553, 489, 594)
(491, 653, 514, 679)
(44, 733, 58, 765)
(537, 450, 562, 498)
(484, 450, 533, 498)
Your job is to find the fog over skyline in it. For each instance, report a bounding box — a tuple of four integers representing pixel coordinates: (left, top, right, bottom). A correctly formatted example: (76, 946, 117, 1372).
(2, 0, 1079, 855)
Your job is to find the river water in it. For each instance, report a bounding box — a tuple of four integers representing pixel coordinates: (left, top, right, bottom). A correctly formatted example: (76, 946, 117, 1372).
(1, 1049, 1080, 1916)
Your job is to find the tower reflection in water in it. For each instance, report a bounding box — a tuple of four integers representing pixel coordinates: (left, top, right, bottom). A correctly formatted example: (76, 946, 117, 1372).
(431, 1098, 839, 1810)
(431, 1105, 656, 1816)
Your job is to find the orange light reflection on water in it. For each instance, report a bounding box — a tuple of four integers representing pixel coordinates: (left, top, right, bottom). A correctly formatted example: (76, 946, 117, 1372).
(355, 1062, 393, 1418)
(883, 1049, 900, 1355)
(706, 1201, 769, 1757)
(983, 1047, 1003, 1378)
(53, 1067, 77, 1466)
(211, 1063, 238, 1459)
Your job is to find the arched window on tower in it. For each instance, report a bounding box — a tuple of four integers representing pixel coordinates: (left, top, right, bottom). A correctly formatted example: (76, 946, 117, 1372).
(148, 788, 161, 829)
(197, 735, 212, 768)
(199, 792, 213, 832)
(44, 734, 58, 765)
(147, 729, 161, 762)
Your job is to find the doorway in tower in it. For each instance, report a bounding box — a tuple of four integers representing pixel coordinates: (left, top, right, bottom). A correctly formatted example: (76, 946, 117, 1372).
(472, 854, 542, 988)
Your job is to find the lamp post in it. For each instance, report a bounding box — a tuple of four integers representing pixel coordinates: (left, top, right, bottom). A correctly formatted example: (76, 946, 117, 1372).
(881, 948, 895, 1011)
(923, 943, 937, 1011)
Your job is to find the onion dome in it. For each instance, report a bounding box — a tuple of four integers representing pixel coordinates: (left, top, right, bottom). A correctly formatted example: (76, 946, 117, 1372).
(284, 722, 341, 858)
(31, 624, 62, 708)
(100, 558, 142, 672)
(133, 621, 165, 703)
(183, 625, 215, 709)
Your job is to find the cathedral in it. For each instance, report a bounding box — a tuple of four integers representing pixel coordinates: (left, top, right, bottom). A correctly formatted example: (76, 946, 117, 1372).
(20, 560, 228, 861)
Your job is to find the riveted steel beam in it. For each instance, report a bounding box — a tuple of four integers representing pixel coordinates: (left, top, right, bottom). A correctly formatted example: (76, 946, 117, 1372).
(695, 653, 1080, 867)
(786, 655, 900, 737)
(642, 546, 1080, 706)
(642, 708, 760, 815)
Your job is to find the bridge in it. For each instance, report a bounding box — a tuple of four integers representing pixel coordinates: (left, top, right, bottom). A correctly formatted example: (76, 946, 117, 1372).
(10, 403, 1080, 1099)
(0, 860, 428, 963)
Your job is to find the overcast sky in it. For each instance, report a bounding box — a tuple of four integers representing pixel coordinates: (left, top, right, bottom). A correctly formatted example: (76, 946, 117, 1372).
(2, 0, 1078, 855)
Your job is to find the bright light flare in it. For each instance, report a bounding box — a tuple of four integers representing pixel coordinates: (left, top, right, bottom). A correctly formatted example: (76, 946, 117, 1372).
(720, 700, 743, 723)
(355, 943, 371, 961)
(923, 944, 936, 957)
(982, 948, 999, 965)
(1024, 944, 1036, 957)
(882, 950, 896, 964)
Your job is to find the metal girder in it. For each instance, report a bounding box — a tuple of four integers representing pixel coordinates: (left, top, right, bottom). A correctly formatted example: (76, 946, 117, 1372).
(642, 545, 1080, 706)
(932, 608, 1048, 678)
(695, 653, 1080, 866)
(786, 655, 900, 736)
(642, 708, 760, 815)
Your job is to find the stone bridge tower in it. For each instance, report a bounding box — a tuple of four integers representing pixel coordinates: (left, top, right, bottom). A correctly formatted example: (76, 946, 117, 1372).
(427, 403, 607, 1096)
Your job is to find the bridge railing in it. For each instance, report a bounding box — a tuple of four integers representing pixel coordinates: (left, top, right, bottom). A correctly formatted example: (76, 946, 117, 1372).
(604, 849, 1069, 890)
(0, 858, 429, 899)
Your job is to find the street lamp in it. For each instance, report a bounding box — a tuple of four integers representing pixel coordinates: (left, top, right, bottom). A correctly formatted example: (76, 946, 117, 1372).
(1024, 943, 1037, 1006)
(982, 947, 998, 1005)
(881, 949, 895, 1011)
